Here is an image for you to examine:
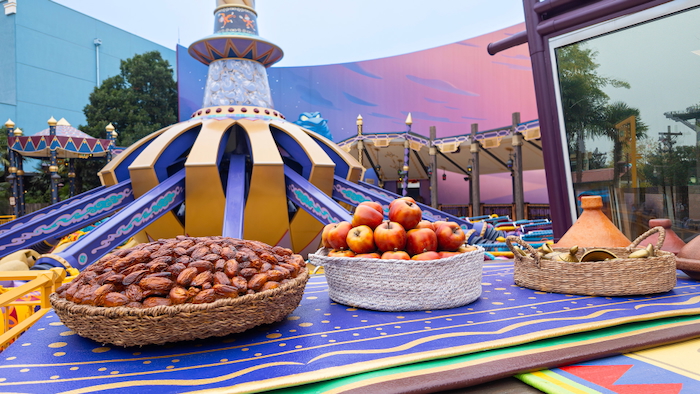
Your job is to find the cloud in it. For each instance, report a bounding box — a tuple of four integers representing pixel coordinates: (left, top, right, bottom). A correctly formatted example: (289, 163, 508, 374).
(425, 97, 448, 104)
(406, 75, 479, 96)
(296, 85, 339, 110)
(369, 112, 400, 119)
(341, 62, 382, 79)
(491, 61, 531, 71)
(501, 54, 530, 60)
(343, 92, 378, 107)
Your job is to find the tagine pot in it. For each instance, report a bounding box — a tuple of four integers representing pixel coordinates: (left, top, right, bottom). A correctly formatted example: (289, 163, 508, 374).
(555, 195, 631, 248)
(675, 234, 700, 280)
(638, 218, 686, 255)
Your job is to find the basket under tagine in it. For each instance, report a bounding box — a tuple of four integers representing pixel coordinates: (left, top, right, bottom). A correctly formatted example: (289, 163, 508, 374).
(50, 236, 309, 347)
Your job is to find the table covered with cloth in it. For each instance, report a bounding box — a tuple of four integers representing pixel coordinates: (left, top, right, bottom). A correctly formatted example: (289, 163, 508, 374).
(2, 261, 700, 393)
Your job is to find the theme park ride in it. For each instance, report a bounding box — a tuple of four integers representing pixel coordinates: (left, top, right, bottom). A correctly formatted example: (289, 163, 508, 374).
(0, 0, 514, 273)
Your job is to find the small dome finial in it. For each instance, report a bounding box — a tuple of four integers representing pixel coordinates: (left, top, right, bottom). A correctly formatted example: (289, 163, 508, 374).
(48, 116, 57, 126)
(216, 0, 255, 11)
(4, 119, 15, 128)
(405, 113, 413, 126)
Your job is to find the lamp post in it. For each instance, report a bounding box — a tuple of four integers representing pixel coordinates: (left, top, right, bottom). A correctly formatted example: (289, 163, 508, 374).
(402, 113, 412, 196)
(106, 123, 117, 162)
(5, 119, 18, 216)
(512, 112, 524, 220)
(429, 126, 438, 208)
(356, 115, 363, 165)
(68, 159, 76, 197)
(470, 123, 481, 216)
(48, 116, 60, 204)
(14, 128, 25, 216)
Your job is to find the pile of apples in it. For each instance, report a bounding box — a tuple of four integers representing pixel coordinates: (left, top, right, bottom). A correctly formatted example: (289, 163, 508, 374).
(321, 197, 476, 260)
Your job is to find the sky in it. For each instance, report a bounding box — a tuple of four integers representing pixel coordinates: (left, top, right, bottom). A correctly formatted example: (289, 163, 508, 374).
(51, 0, 526, 67)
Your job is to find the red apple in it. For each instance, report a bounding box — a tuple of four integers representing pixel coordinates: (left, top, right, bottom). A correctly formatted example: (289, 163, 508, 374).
(321, 223, 335, 248)
(355, 252, 381, 259)
(374, 221, 407, 252)
(389, 196, 416, 209)
(414, 220, 435, 231)
(328, 249, 356, 258)
(327, 221, 353, 250)
(381, 250, 411, 260)
(388, 199, 422, 230)
(432, 221, 449, 232)
(406, 228, 438, 256)
(435, 222, 466, 251)
(352, 202, 384, 229)
(439, 251, 461, 258)
(411, 251, 441, 260)
(346, 225, 376, 254)
(359, 200, 383, 214)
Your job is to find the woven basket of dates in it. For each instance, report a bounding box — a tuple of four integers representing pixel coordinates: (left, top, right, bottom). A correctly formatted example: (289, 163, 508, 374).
(50, 236, 308, 347)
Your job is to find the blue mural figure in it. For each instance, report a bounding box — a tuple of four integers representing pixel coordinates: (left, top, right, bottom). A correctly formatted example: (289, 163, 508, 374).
(294, 112, 333, 141)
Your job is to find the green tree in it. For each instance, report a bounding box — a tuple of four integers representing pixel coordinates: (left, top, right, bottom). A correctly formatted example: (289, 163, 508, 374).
(556, 43, 630, 182)
(77, 51, 178, 191)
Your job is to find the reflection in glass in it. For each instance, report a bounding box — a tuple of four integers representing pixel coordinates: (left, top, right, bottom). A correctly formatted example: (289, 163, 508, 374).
(555, 6, 700, 242)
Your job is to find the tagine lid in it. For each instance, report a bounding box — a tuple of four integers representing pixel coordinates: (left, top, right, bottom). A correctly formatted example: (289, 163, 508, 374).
(554, 196, 631, 248)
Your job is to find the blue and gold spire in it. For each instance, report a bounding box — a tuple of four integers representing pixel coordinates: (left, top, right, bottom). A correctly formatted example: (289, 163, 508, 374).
(188, 0, 283, 109)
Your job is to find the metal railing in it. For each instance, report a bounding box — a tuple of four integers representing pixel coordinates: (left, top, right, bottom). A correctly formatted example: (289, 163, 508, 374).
(0, 215, 16, 225)
(437, 204, 550, 221)
(0, 268, 65, 351)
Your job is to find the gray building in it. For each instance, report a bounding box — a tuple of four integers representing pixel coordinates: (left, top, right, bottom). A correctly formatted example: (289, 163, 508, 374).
(0, 0, 175, 135)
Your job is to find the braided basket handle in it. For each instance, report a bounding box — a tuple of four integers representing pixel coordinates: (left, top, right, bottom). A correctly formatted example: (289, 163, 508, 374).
(310, 248, 326, 275)
(628, 226, 665, 252)
(505, 236, 541, 268)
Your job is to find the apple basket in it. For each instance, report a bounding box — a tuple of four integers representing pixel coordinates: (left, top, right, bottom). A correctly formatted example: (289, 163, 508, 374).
(309, 246, 484, 312)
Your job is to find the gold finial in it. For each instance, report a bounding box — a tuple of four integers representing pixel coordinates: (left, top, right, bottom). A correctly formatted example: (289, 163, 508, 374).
(105, 123, 115, 132)
(111, 131, 119, 139)
(216, 0, 255, 12)
(48, 116, 57, 126)
(4, 119, 14, 128)
(57, 118, 71, 127)
(405, 113, 413, 126)
(13, 128, 22, 137)
(356, 114, 363, 126)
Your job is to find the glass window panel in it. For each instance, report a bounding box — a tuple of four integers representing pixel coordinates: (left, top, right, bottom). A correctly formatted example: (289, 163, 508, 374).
(554, 5, 700, 242)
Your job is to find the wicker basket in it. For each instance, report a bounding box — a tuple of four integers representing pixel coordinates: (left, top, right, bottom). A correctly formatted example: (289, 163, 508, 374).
(308, 247, 484, 312)
(50, 269, 309, 347)
(505, 227, 676, 296)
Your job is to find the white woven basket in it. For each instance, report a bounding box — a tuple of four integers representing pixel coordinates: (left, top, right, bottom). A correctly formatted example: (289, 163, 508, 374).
(308, 247, 484, 312)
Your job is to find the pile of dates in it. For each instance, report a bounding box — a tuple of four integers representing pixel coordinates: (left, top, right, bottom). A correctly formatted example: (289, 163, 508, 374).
(55, 236, 306, 308)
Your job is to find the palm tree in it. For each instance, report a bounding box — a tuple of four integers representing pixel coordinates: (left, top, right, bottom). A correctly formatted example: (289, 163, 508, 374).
(598, 102, 647, 186)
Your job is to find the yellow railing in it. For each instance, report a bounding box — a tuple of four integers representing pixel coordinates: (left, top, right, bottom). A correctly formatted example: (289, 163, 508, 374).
(0, 215, 16, 225)
(0, 268, 65, 351)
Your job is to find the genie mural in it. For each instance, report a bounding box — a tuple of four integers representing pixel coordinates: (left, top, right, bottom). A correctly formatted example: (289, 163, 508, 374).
(293, 112, 332, 140)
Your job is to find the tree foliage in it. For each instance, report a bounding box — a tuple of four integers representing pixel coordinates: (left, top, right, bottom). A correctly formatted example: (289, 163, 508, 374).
(557, 43, 648, 185)
(77, 51, 178, 191)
